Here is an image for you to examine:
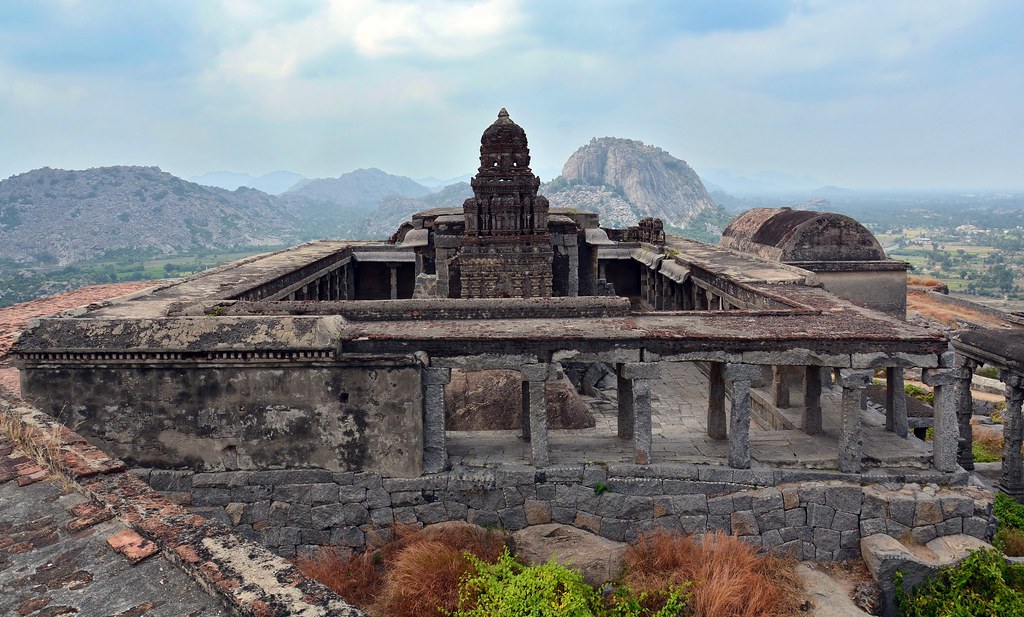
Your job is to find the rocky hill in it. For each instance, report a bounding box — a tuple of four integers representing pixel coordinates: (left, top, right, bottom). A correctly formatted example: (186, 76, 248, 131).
(286, 167, 432, 209)
(0, 166, 304, 267)
(544, 137, 723, 238)
(365, 182, 473, 238)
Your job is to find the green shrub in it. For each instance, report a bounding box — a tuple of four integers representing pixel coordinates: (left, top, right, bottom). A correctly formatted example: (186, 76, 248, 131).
(973, 440, 1002, 463)
(996, 493, 1024, 532)
(977, 366, 999, 380)
(451, 548, 687, 617)
(905, 383, 935, 406)
(896, 549, 1024, 616)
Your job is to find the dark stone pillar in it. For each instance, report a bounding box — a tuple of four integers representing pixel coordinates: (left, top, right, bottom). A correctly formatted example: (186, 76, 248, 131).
(839, 369, 871, 473)
(389, 265, 398, 300)
(521, 364, 551, 466)
(923, 364, 958, 473)
(885, 367, 908, 438)
(726, 364, 758, 469)
(422, 367, 451, 474)
(1001, 372, 1024, 499)
(772, 366, 791, 408)
(803, 365, 822, 435)
(707, 362, 727, 439)
(954, 357, 977, 470)
(618, 362, 660, 464)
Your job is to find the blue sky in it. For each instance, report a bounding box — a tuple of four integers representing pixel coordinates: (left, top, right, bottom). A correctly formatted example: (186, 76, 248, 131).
(1, 0, 1021, 190)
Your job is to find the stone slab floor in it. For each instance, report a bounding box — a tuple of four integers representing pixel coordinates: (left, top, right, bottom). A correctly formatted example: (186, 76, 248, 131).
(448, 362, 933, 469)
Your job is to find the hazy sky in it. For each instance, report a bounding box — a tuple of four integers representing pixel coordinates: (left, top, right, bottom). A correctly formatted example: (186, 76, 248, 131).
(1, 0, 1022, 189)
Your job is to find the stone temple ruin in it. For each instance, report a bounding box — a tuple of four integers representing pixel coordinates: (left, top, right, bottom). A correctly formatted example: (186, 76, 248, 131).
(10, 110, 1005, 569)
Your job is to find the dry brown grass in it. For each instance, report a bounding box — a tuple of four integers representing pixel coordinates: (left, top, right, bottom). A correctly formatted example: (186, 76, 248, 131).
(907, 275, 944, 287)
(298, 521, 508, 616)
(997, 527, 1024, 557)
(623, 530, 803, 617)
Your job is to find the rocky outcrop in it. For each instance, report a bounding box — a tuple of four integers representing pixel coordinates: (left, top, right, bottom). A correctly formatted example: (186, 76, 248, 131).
(511, 524, 627, 585)
(445, 369, 596, 431)
(547, 137, 717, 230)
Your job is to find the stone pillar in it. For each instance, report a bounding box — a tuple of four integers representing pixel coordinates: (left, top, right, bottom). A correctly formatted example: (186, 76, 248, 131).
(707, 362, 727, 439)
(421, 367, 451, 474)
(954, 357, 977, 470)
(922, 364, 958, 473)
(885, 367, 908, 438)
(771, 366, 791, 409)
(726, 364, 758, 469)
(598, 260, 606, 281)
(389, 265, 398, 300)
(617, 362, 660, 464)
(567, 242, 579, 297)
(803, 365, 823, 435)
(839, 369, 871, 473)
(1000, 371, 1024, 499)
(521, 364, 551, 466)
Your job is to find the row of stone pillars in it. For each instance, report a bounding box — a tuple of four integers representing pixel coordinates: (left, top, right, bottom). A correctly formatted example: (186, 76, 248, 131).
(422, 360, 957, 474)
(286, 264, 354, 301)
(952, 356, 1024, 498)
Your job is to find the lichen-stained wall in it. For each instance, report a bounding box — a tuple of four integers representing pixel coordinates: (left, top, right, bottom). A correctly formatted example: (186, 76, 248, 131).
(22, 362, 423, 477)
(814, 270, 907, 318)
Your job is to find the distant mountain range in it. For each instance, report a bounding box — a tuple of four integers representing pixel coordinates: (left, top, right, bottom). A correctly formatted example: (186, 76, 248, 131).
(189, 170, 306, 195)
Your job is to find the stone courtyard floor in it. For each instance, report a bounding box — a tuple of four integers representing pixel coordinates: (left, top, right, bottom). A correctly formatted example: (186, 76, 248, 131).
(447, 362, 934, 469)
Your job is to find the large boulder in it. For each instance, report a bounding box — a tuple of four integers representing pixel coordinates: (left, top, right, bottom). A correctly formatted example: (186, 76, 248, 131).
(511, 523, 627, 585)
(445, 370, 595, 431)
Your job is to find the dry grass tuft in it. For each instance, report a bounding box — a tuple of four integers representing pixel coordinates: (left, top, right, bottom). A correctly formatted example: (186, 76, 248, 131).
(907, 275, 944, 287)
(296, 546, 383, 608)
(371, 540, 475, 617)
(0, 402, 75, 491)
(298, 521, 508, 616)
(623, 530, 802, 617)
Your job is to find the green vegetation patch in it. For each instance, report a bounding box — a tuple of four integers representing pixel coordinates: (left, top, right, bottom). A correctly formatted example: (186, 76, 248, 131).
(896, 549, 1024, 616)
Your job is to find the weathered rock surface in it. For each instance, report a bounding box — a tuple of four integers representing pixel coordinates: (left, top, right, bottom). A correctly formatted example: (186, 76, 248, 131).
(861, 533, 993, 617)
(511, 523, 627, 585)
(445, 369, 596, 430)
(547, 137, 717, 230)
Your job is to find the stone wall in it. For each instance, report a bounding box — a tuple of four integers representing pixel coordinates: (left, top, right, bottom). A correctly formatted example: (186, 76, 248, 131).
(24, 362, 424, 476)
(132, 463, 993, 560)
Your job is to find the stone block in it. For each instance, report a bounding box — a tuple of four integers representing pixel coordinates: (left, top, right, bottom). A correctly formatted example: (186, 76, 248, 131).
(300, 529, 331, 545)
(354, 472, 384, 490)
(619, 496, 654, 519)
(785, 508, 806, 527)
(731, 511, 759, 536)
(552, 506, 577, 525)
(782, 488, 800, 510)
(239, 501, 270, 526)
(752, 489, 784, 514)
(886, 520, 910, 537)
(524, 500, 552, 525)
(861, 491, 888, 519)
(536, 484, 556, 501)
(781, 526, 813, 543)
(600, 519, 630, 542)
(832, 511, 859, 532)
(231, 485, 273, 503)
(365, 487, 391, 509)
(679, 515, 708, 534)
(915, 499, 944, 526)
(574, 511, 602, 534)
(889, 497, 917, 528)
(391, 491, 427, 507)
(498, 506, 528, 530)
(756, 509, 785, 532)
(825, 486, 862, 514)
(798, 485, 826, 505)
(193, 506, 231, 527)
(581, 466, 608, 487)
(860, 518, 887, 537)
(273, 483, 339, 505)
(672, 494, 708, 514)
(935, 517, 962, 536)
(813, 528, 842, 552)
(613, 478, 663, 496)
(393, 506, 419, 526)
(148, 469, 194, 492)
(579, 492, 626, 519)
(620, 362, 661, 380)
(732, 494, 753, 512)
(250, 469, 335, 485)
(467, 509, 500, 528)
(762, 529, 784, 549)
(553, 485, 578, 509)
(697, 466, 734, 483)
(911, 525, 937, 544)
(707, 495, 734, 515)
(774, 539, 802, 559)
(807, 503, 836, 529)
(415, 502, 448, 525)
(802, 541, 817, 560)
(191, 471, 249, 488)
(445, 501, 469, 520)
(840, 530, 860, 549)
(963, 516, 990, 539)
(192, 488, 233, 507)
(707, 515, 730, 533)
(940, 497, 974, 519)
(330, 526, 365, 548)
(288, 503, 313, 528)
(311, 503, 369, 529)
(370, 507, 394, 526)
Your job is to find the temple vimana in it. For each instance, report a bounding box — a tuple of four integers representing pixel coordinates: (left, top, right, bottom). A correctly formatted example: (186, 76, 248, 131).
(11, 109, 1022, 585)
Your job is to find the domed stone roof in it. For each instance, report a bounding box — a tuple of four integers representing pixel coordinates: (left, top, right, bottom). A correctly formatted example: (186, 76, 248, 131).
(721, 207, 885, 262)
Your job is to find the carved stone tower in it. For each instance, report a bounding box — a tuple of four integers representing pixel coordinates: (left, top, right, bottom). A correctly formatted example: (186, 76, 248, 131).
(459, 108, 553, 298)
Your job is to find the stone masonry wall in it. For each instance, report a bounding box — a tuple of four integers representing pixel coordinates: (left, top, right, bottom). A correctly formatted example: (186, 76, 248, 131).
(131, 463, 994, 560)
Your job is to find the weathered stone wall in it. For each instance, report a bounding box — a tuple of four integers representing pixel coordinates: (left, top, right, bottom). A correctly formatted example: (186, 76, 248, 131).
(814, 270, 908, 318)
(133, 463, 993, 560)
(23, 362, 424, 476)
